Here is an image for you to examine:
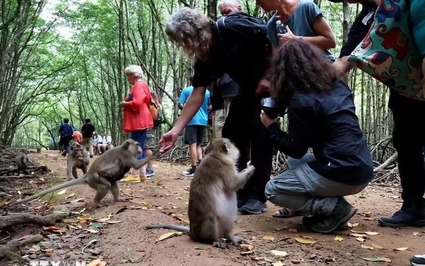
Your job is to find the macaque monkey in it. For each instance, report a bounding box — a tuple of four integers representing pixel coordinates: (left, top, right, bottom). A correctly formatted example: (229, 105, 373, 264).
(146, 138, 255, 248)
(13, 139, 151, 208)
(67, 142, 90, 179)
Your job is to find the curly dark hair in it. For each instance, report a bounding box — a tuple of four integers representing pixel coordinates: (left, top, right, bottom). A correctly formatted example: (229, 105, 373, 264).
(269, 39, 337, 105)
(165, 7, 215, 61)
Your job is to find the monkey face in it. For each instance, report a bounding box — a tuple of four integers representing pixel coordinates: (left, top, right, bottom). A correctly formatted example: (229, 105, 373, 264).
(205, 138, 240, 162)
(124, 139, 143, 156)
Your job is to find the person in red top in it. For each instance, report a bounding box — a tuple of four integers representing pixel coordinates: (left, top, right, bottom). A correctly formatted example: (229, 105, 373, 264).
(72, 130, 83, 144)
(120, 64, 153, 181)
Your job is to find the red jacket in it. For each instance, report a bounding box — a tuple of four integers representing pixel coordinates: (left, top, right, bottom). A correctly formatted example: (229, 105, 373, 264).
(123, 80, 153, 132)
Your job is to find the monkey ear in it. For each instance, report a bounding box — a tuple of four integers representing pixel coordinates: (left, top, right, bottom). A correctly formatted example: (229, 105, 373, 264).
(123, 140, 131, 149)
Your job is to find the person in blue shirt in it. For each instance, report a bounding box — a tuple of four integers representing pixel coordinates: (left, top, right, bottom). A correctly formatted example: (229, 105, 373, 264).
(178, 85, 211, 177)
(261, 39, 373, 234)
(58, 118, 74, 156)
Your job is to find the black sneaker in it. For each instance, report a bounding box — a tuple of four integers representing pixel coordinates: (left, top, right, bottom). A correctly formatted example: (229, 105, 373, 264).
(378, 209, 425, 228)
(182, 166, 196, 177)
(303, 215, 349, 231)
(411, 254, 425, 266)
(310, 198, 357, 234)
(239, 199, 267, 215)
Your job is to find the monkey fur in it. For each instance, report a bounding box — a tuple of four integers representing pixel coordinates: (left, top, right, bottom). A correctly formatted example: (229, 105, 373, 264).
(67, 142, 90, 179)
(13, 139, 151, 207)
(146, 138, 255, 248)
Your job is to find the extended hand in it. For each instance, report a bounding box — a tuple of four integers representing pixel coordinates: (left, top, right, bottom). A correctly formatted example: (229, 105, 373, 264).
(158, 129, 180, 153)
(278, 26, 295, 45)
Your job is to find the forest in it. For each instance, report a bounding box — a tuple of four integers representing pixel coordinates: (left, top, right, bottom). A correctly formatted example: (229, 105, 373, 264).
(1, 0, 392, 152)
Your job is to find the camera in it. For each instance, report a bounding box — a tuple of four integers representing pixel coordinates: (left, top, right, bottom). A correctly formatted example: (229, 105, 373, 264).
(261, 97, 281, 119)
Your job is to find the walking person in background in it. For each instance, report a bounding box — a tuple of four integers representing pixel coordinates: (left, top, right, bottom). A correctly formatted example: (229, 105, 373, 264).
(81, 118, 95, 158)
(178, 85, 210, 177)
(59, 118, 74, 156)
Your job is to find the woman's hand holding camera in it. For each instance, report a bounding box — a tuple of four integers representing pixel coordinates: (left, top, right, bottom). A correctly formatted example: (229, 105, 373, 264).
(260, 110, 279, 128)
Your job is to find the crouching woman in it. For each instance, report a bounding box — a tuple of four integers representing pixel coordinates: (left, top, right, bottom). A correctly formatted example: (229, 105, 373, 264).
(261, 39, 373, 234)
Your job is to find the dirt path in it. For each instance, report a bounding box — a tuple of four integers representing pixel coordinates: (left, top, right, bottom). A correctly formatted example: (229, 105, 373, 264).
(10, 151, 425, 265)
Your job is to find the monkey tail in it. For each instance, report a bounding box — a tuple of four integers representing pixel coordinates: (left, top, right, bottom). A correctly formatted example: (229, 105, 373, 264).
(12, 176, 88, 205)
(145, 224, 190, 232)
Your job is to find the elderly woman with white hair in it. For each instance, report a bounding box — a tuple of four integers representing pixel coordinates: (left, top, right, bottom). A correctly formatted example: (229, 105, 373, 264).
(120, 65, 153, 182)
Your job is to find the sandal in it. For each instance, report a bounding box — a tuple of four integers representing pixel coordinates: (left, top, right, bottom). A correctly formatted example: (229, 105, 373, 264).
(272, 208, 302, 218)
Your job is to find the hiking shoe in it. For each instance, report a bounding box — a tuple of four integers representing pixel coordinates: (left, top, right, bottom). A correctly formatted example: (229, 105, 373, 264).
(378, 209, 425, 228)
(237, 199, 248, 209)
(411, 254, 425, 266)
(310, 198, 357, 234)
(303, 216, 349, 231)
(146, 168, 155, 178)
(239, 199, 267, 215)
(182, 166, 196, 177)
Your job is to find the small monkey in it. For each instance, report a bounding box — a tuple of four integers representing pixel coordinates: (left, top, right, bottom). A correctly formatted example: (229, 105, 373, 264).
(146, 138, 255, 248)
(13, 139, 151, 208)
(67, 142, 90, 179)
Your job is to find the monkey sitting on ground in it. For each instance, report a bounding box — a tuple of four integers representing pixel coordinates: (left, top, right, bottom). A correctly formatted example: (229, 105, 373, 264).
(67, 142, 90, 179)
(13, 139, 151, 208)
(146, 138, 255, 248)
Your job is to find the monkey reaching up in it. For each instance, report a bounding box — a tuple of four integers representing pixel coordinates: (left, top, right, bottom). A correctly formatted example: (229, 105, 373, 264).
(13, 139, 151, 208)
(67, 142, 90, 179)
(146, 138, 255, 248)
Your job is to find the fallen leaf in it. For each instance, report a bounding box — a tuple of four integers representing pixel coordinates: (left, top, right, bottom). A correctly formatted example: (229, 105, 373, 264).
(361, 257, 392, 263)
(241, 250, 254, 255)
(96, 218, 110, 223)
(262, 236, 275, 242)
(350, 233, 368, 238)
(347, 222, 359, 228)
(57, 189, 66, 195)
(85, 228, 99, 234)
(412, 232, 419, 236)
(81, 239, 98, 253)
(371, 243, 384, 250)
(356, 237, 366, 243)
(157, 231, 183, 242)
(295, 237, 317, 244)
(65, 193, 75, 199)
(239, 244, 254, 251)
(106, 220, 122, 224)
(195, 246, 205, 250)
(365, 231, 379, 236)
(272, 262, 284, 266)
(270, 250, 288, 257)
(394, 247, 408, 251)
(87, 259, 107, 266)
(0, 201, 10, 206)
(361, 245, 374, 250)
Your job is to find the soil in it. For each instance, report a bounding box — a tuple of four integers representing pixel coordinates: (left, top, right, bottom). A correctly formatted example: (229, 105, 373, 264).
(2, 150, 424, 266)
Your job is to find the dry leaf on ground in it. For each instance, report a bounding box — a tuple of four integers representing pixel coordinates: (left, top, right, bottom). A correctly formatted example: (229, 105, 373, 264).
(295, 237, 317, 244)
(157, 231, 183, 242)
(334, 236, 343, 241)
(270, 250, 288, 257)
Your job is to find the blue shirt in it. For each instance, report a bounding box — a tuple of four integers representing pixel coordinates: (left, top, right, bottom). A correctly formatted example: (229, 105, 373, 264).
(178, 86, 211, 126)
(267, 0, 335, 61)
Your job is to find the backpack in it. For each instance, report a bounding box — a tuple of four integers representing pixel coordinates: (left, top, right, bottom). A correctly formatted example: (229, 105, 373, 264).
(147, 91, 163, 127)
(62, 124, 74, 137)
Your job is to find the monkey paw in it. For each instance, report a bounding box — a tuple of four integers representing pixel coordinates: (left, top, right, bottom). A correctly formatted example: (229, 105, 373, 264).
(228, 236, 245, 246)
(213, 240, 228, 249)
(114, 198, 128, 203)
(94, 202, 107, 208)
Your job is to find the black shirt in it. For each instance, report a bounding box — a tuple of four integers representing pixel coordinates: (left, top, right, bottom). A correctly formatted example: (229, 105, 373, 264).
(81, 123, 95, 138)
(192, 12, 270, 99)
(266, 80, 374, 185)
